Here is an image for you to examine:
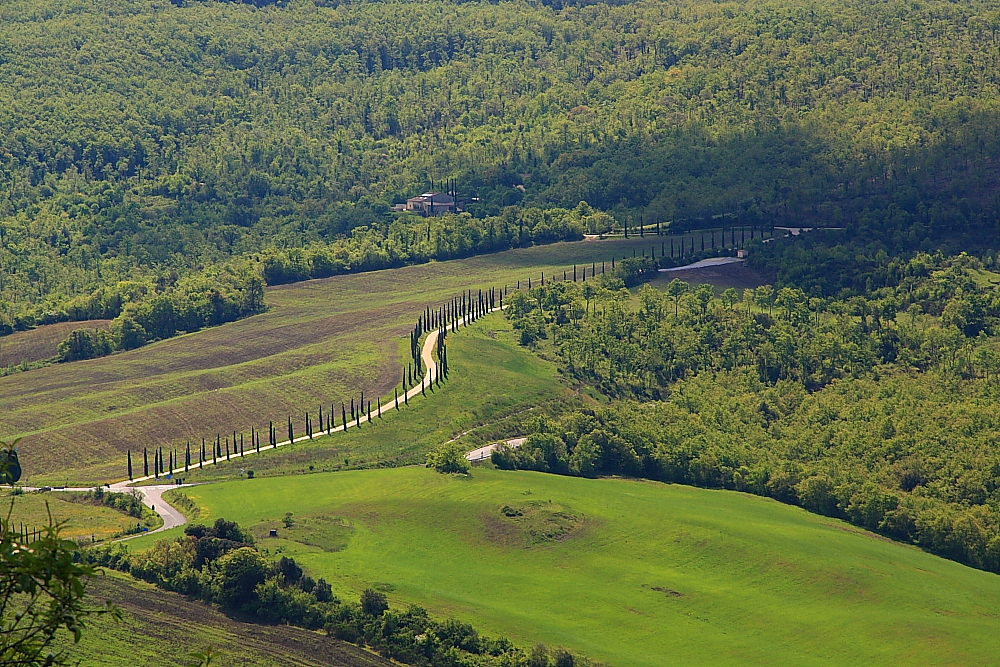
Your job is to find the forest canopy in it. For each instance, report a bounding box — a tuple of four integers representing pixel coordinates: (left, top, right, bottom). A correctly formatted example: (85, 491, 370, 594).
(3, 0, 1000, 342)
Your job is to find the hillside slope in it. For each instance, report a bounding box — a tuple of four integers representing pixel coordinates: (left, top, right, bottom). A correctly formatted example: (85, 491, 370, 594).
(2, 0, 1000, 323)
(134, 466, 1000, 667)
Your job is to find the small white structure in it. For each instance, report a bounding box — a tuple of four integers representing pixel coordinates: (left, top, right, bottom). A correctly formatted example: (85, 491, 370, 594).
(737, 249, 749, 259)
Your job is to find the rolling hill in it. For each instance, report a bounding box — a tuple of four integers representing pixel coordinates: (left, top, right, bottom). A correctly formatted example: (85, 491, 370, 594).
(128, 465, 1000, 667)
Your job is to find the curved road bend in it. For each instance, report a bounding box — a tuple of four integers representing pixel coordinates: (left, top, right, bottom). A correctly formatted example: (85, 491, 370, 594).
(92, 300, 506, 534)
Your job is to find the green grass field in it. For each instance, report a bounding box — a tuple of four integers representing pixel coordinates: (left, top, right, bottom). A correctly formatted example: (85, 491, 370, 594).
(128, 466, 1000, 667)
(7, 235, 690, 486)
(0, 489, 158, 542)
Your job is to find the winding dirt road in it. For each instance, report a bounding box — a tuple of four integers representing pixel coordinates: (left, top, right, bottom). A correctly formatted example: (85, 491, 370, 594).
(103, 299, 506, 532)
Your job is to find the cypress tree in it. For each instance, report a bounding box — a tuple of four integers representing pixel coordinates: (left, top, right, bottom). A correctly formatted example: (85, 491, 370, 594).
(367, 401, 372, 423)
(378, 397, 382, 418)
(405, 385, 409, 405)
(159, 447, 164, 475)
(240, 434, 244, 456)
(186, 442, 191, 471)
(128, 450, 133, 480)
(288, 416, 294, 442)
(350, 398, 355, 419)
(226, 438, 230, 460)
(342, 403, 348, 430)
(360, 391, 365, 414)
(307, 412, 312, 439)
(143, 448, 148, 477)
(153, 449, 159, 478)
(395, 387, 399, 409)
(169, 450, 173, 474)
(200, 439, 206, 468)
(319, 406, 324, 433)
(269, 420, 275, 446)
(421, 376, 426, 396)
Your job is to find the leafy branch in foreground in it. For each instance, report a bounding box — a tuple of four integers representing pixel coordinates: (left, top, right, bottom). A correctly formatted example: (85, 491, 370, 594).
(0, 483, 117, 666)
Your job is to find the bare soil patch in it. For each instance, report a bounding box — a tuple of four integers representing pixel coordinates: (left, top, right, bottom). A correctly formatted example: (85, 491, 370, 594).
(483, 500, 585, 548)
(86, 574, 393, 667)
(0, 320, 111, 367)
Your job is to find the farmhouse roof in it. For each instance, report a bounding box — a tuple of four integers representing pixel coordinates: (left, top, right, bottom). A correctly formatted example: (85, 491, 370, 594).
(409, 192, 455, 204)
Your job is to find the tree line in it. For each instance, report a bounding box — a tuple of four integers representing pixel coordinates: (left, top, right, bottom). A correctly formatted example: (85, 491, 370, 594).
(123, 281, 517, 481)
(495, 252, 1000, 574)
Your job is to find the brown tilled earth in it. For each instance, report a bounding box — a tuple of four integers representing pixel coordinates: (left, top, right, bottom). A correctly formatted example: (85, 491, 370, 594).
(650, 262, 770, 292)
(0, 320, 112, 367)
(79, 574, 392, 666)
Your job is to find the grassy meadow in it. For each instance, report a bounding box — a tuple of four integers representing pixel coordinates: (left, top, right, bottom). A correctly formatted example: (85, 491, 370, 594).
(0, 489, 156, 542)
(127, 466, 1000, 667)
(7, 235, 679, 486)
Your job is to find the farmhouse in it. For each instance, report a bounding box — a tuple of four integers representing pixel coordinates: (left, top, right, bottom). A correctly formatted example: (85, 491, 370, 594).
(391, 192, 461, 216)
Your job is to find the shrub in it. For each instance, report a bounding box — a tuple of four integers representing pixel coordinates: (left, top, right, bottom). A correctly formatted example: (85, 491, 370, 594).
(360, 589, 389, 617)
(425, 442, 471, 474)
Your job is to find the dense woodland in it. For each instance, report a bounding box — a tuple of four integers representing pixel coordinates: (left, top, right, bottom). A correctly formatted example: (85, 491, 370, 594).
(5, 0, 1000, 334)
(498, 252, 1000, 574)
